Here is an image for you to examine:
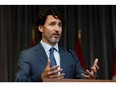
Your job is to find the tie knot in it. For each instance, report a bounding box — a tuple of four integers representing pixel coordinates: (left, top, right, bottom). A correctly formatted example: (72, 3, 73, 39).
(49, 47, 55, 53)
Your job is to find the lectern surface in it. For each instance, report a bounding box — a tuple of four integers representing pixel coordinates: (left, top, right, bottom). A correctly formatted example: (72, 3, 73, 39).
(42, 79, 116, 82)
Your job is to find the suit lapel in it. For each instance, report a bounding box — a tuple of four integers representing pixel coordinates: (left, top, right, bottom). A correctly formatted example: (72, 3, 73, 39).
(35, 43, 48, 66)
(34, 43, 68, 71)
(59, 47, 67, 73)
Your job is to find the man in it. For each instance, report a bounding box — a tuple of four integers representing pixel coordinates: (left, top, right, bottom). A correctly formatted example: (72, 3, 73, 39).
(15, 8, 99, 82)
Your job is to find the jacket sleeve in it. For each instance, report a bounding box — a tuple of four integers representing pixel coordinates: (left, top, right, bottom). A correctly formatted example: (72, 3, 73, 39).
(70, 50, 85, 79)
(15, 51, 42, 82)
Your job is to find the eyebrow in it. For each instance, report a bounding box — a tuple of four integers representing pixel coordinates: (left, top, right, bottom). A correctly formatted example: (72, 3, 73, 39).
(49, 20, 62, 23)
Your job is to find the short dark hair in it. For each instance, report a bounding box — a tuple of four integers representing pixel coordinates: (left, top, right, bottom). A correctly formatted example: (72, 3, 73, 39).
(36, 7, 65, 28)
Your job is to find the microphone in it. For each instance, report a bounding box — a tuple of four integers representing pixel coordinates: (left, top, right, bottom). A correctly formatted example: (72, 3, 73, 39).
(67, 48, 74, 57)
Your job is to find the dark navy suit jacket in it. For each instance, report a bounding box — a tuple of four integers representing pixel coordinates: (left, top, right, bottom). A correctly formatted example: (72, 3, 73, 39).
(15, 43, 84, 82)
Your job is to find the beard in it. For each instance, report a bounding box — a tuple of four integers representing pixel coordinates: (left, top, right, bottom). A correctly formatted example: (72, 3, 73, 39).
(44, 32, 61, 45)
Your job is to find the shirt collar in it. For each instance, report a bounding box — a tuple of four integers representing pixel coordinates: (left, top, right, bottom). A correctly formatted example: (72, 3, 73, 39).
(40, 40, 59, 53)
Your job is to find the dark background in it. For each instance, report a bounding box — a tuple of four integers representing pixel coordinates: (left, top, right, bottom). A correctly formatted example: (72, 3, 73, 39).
(0, 5, 116, 81)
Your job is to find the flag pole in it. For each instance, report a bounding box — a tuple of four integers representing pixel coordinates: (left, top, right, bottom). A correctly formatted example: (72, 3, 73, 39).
(78, 29, 81, 44)
(75, 29, 86, 70)
(30, 26, 35, 47)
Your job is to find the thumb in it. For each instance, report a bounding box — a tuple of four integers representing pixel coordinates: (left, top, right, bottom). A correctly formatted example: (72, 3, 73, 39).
(46, 58, 51, 68)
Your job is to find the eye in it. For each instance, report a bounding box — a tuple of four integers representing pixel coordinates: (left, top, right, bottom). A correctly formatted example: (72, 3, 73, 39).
(49, 22, 56, 26)
(58, 22, 62, 27)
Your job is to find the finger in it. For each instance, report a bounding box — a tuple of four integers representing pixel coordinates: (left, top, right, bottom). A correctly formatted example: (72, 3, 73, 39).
(46, 65, 59, 76)
(93, 65, 99, 77)
(81, 73, 90, 79)
(93, 64, 99, 71)
(49, 65, 59, 71)
(86, 69, 94, 77)
(49, 73, 65, 78)
(95, 64, 99, 70)
(91, 64, 99, 74)
(56, 76, 64, 79)
(91, 66, 96, 73)
(47, 68, 63, 75)
(91, 67, 97, 78)
(57, 73, 65, 77)
(54, 68, 63, 73)
(57, 75, 65, 79)
(56, 74, 65, 79)
(93, 58, 98, 66)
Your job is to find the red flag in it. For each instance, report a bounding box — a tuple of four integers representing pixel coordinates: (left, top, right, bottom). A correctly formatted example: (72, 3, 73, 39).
(75, 30, 86, 71)
(112, 50, 116, 80)
(30, 27, 35, 47)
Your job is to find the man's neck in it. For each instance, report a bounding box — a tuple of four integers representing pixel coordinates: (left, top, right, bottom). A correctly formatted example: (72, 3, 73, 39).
(40, 40, 59, 52)
(41, 39, 57, 46)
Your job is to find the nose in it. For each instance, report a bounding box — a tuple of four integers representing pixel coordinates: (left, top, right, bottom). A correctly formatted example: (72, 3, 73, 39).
(55, 25, 61, 31)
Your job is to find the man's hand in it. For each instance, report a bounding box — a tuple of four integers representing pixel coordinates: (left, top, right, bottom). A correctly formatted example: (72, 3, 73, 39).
(41, 58, 65, 79)
(81, 58, 99, 79)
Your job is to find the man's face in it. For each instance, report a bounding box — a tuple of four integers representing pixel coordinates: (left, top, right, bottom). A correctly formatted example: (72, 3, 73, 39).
(39, 15, 62, 46)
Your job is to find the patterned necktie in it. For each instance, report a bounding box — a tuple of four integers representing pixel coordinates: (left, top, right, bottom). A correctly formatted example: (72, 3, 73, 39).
(49, 47, 57, 67)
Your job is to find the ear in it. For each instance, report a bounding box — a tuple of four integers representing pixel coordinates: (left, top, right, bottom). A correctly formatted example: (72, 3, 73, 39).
(38, 26, 43, 33)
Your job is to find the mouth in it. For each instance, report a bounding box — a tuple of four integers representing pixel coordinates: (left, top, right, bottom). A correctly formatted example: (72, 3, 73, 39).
(52, 33, 60, 38)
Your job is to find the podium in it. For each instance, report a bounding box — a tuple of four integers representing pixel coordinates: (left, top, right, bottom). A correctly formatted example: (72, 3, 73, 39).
(42, 78, 116, 82)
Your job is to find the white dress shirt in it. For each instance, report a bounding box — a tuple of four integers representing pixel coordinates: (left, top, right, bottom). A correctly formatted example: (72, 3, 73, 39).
(40, 40, 60, 69)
